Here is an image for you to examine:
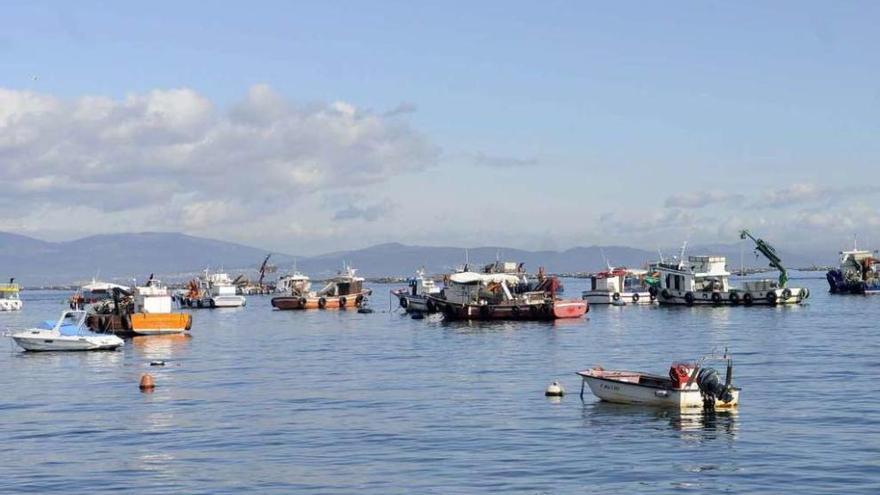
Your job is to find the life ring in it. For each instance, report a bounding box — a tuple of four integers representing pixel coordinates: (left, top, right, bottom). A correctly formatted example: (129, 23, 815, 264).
(511, 305, 521, 317)
(612, 292, 621, 301)
(318, 297, 327, 309)
(782, 288, 792, 300)
(399, 296, 408, 308)
(729, 292, 740, 305)
(632, 293, 640, 303)
(339, 296, 347, 308)
(661, 289, 671, 300)
(767, 291, 778, 305)
(711, 292, 722, 305)
(684, 292, 695, 305)
(743, 293, 754, 306)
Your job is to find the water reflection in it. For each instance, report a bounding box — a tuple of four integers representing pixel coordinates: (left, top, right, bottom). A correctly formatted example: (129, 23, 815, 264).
(130, 334, 192, 360)
(581, 401, 737, 441)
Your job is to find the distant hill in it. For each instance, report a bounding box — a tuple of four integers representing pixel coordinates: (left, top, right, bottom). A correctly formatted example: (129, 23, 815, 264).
(0, 232, 833, 286)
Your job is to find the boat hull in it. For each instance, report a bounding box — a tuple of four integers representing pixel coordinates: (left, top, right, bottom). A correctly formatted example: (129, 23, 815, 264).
(827, 270, 880, 294)
(578, 372, 739, 409)
(86, 313, 192, 336)
(391, 290, 439, 313)
(12, 332, 123, 352)
(271, 291, 370, 310)
(582, 290, 654, 305)
(656, 287, 809, 306)
(432, 298, 588, 321)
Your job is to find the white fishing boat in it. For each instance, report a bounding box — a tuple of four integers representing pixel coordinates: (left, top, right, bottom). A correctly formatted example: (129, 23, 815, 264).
(0, 279, 23, 311)
(178, 270, 246, 308)
(655, 233, 808, 306)
(581, 268, 655, 305)
(577, 353, 739, 410)
(275, 271, 312, 295)
(9, 310, 124, 352)
(391, 269, 442, 313)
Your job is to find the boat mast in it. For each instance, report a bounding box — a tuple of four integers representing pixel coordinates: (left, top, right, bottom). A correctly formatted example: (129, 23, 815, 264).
(739, 229, 788, 287)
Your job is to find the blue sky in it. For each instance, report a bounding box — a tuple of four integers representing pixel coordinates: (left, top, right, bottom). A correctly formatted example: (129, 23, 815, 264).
(1, 1, 878, 254)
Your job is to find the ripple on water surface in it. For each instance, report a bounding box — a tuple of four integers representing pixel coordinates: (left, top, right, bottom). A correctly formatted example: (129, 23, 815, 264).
(1, 277, 879, 494)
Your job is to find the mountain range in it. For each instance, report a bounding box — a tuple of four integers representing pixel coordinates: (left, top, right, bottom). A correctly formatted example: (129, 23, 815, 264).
(0, 231, 834, 286)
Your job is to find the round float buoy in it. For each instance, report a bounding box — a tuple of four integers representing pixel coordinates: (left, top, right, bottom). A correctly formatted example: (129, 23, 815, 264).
(139, 373, 155, 391)
(545, 381, 565, 397)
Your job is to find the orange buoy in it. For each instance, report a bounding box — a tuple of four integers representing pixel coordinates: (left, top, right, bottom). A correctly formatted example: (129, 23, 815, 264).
(139, 373, 155, 392)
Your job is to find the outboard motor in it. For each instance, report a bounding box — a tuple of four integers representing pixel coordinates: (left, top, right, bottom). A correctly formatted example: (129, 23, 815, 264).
(696, 367, 733, 409)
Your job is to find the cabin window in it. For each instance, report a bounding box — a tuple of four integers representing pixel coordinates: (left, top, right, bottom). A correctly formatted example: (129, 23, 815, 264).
(666, 274, 671, 289)
(674, 276, 681, 291)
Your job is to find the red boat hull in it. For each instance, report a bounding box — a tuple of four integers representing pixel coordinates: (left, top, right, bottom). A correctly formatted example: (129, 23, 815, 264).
(432, 298, 588, 321)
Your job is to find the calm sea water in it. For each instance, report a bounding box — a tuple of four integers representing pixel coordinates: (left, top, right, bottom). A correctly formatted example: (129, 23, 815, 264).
(1, 275, 878, 494)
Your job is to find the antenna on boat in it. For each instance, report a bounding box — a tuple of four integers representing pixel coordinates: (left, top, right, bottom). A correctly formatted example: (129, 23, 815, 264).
(599, 247, 612, 271)
(677, 241, 688, 269)
(656, 247, 664, 264)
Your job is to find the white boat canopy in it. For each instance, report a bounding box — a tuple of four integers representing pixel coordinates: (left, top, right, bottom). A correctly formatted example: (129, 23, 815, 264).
(448, 271, 522, 285)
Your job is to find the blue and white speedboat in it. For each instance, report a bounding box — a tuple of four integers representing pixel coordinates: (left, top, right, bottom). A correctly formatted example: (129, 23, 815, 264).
(9, 310, 124, 351)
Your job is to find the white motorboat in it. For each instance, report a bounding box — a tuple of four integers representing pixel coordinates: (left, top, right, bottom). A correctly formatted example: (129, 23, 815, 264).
(0, 279, 23, 311)
(581, 268, 655, 305)
(577, 354, 739, 410)
(391, 269, 442, 313)
(9, 310, 124, 352)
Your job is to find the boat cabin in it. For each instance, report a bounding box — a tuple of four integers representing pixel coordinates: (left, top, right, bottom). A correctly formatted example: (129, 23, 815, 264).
(442, 272, 523, 305)
(134, 284, 173, 313)
(656, 256, 731, 293)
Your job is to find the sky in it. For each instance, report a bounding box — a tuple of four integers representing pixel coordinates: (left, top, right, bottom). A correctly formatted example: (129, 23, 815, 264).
(1, 1, 878, 255)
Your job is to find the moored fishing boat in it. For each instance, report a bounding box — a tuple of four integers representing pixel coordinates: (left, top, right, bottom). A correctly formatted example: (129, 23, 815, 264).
(581, 268, 656, 305)
(577, 353, 739, 410)
(9, 310, 123, 351)
(178, 270, 247, 308)
(69, 279, 130, 311)
(429, 269, 587, 321)
(655, 232, 808, 306)
(0, 279, 23, 311)
(391, 269, 441, 313)
(827, 243, 879, 294)
(86, 276, 192, 335)
(271, 266, 371, 310)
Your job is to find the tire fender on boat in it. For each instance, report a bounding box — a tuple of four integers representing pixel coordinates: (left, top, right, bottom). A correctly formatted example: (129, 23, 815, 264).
(767, 291, 778, 305)
(782, 288, 792, 300)
(743, 293, 754, 305)
(711, 292, 722, 305)
(399, 296, 408, 308)
(729, 292, 740, 305)
(631, 293, 640, 303)
(511, 305, 521, 317)
(661, 289, 671, 300)
(339, 296, 347, 308)
(612, 292, 621, 301)
(121, 314, 132, 331)
(684, 292, 695, 305)
(318, 297, 327, 309)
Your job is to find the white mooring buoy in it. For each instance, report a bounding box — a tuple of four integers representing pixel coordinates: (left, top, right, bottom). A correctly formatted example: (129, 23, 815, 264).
(545, 380, 565, 397)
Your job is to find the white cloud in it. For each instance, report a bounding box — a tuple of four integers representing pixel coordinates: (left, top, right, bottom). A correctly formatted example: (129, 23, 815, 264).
(0, 85, 440, 239)
(664, 191, 744, 208)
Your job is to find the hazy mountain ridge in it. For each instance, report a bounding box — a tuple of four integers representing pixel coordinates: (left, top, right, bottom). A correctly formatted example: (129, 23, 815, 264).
(0, 232, 833, 285)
